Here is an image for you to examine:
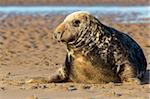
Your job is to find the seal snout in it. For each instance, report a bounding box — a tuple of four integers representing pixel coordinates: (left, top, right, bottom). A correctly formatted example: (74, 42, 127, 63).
(53, 31, 63, 41)
(53, 23, 65, 41)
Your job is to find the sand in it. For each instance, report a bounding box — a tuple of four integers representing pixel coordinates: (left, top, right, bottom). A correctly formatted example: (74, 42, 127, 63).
(0, 14, 149, 99)
(0, 0, 149, 6)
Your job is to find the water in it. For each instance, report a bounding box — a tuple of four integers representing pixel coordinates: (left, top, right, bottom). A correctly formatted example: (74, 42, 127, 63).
(0, 6, 149, 23)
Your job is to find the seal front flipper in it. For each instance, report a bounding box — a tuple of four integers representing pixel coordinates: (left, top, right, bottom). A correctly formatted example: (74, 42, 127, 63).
(48, 67, 67, 83)
(49, 53, 71, 83)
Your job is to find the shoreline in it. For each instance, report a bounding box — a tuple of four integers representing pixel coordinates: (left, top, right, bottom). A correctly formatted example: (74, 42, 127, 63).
(0, 0, 149, 6)
(0, 6, 149, 24)
(0, 4, 149, 7)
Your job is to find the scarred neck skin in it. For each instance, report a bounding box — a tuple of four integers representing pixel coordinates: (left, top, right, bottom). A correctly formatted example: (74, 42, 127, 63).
(66, 21, 113, 56)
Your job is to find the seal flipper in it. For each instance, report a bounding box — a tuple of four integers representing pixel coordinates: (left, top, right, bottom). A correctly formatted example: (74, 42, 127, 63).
(49, 53, 71, 83)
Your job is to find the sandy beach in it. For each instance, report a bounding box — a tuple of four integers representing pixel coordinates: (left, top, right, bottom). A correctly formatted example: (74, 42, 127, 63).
(0, 12, 149, 99)
(0, 0, 150, 98)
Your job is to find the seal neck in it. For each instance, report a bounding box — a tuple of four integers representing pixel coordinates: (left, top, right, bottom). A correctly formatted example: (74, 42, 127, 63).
(67, 25, 105, 53)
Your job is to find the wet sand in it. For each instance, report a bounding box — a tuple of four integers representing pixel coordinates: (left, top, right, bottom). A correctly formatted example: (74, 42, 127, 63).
(0, 0, 149, 6)
(0, 14, 149, 99)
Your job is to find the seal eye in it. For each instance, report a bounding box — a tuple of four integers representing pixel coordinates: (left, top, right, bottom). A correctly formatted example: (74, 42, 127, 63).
(72, 20, 80, 27)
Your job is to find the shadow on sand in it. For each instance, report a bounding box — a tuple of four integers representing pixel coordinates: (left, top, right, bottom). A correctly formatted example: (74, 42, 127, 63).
(141, 70, 150, 84)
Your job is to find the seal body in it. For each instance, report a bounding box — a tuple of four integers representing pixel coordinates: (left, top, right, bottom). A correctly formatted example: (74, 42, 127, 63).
(51, 11, 147, 84)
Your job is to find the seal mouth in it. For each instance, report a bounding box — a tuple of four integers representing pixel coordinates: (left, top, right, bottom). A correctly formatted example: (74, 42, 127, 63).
(54, 32, 76, 44)
(67, 37, 76, 43)
(58, 37, 76, 45)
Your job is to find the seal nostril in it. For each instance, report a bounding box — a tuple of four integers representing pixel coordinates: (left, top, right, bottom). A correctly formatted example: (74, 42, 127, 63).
(53, 32, 58, 39)
(53, 31, 63, 40)
(57, 32, 61, 35)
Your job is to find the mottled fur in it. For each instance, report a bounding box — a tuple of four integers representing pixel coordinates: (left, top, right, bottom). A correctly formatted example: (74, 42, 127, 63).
(51, 11, 147, 84)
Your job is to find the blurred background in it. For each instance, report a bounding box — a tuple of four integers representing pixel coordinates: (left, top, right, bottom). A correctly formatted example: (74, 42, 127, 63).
(0, 0, 149, 6)
(0, 0, 150, 99)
